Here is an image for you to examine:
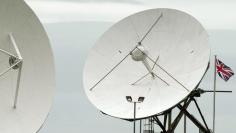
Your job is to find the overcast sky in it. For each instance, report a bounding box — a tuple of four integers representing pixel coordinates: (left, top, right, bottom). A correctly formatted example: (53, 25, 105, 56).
(25, 0, 236, 29)
(21, 0, 236, 133)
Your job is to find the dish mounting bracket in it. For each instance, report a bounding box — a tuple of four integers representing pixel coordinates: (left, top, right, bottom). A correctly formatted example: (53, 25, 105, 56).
(0, 33, 23, 109)
(144, 89, 212, 133)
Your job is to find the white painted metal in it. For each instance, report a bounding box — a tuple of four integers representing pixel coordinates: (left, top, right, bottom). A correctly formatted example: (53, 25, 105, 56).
(84, 8, 210, 119)
(8, 33, 23, 108)
(9, 33, 23, 60)
(0, 0, 55, 132)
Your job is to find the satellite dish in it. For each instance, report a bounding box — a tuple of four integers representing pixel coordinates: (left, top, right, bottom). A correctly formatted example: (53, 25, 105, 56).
(83, 8, 210, 119)
(0, 0, 55, 132)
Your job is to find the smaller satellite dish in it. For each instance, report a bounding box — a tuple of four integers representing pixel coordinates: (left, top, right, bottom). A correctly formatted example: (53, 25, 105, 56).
(83, 8, 210, 119)
(0, 0, 55, 132)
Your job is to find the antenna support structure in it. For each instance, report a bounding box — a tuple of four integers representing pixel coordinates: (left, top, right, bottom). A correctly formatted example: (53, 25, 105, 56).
(0, 33, 23, 109)
(120, 88, 214, 133)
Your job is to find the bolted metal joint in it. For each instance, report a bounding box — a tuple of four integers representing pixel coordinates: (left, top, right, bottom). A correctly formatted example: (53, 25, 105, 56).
(131, 45, 147, 61)
(9, 56, 21, 69)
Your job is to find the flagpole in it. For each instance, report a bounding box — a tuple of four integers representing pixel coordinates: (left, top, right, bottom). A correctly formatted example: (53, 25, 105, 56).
(213, 55, 217, 133)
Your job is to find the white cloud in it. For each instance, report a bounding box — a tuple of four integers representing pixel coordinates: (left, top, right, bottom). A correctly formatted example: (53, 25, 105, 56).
(25, 0, 236, 29)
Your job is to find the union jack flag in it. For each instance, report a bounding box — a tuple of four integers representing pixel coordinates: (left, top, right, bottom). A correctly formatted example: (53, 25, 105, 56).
(216, 59, 234, 81)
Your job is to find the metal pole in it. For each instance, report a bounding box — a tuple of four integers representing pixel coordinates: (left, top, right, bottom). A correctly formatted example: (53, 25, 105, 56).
(149, 118, 151, 133)
(204, 90, 232, 93)
(177, 105, 209, 133)
(0, 48, 18, 59)
(134, 102, 136, 133)
(153, 116, 167, 132)
(164, 114, 167, 129)
(184, 100, 187, 133)
(168, 110, 172, 130)
(152, 117, 153, 132)
(0, 60, 21, 76)
(192, 99, 209, 130)
(167, 99, 192, 133)
(150, 117, 152, 133)
(213, 55, 217, 133)
(13, 62, 22, 108)
(9, 33, 22, 60)
(184, 114, 186, 133)
(140, 120, 142, 133)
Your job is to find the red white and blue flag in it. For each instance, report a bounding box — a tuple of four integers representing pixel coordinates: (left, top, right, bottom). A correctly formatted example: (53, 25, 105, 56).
(216, 59, 234, 81)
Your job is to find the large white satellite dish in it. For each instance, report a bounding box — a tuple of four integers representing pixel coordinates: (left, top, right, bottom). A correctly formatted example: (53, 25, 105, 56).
(83, 8, 210, 119)
(0, 0, 55, 132)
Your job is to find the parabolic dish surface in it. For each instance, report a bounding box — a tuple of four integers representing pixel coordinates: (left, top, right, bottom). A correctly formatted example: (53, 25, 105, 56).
(84, 8, 210, 119)
(0, 0, 55, 132)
